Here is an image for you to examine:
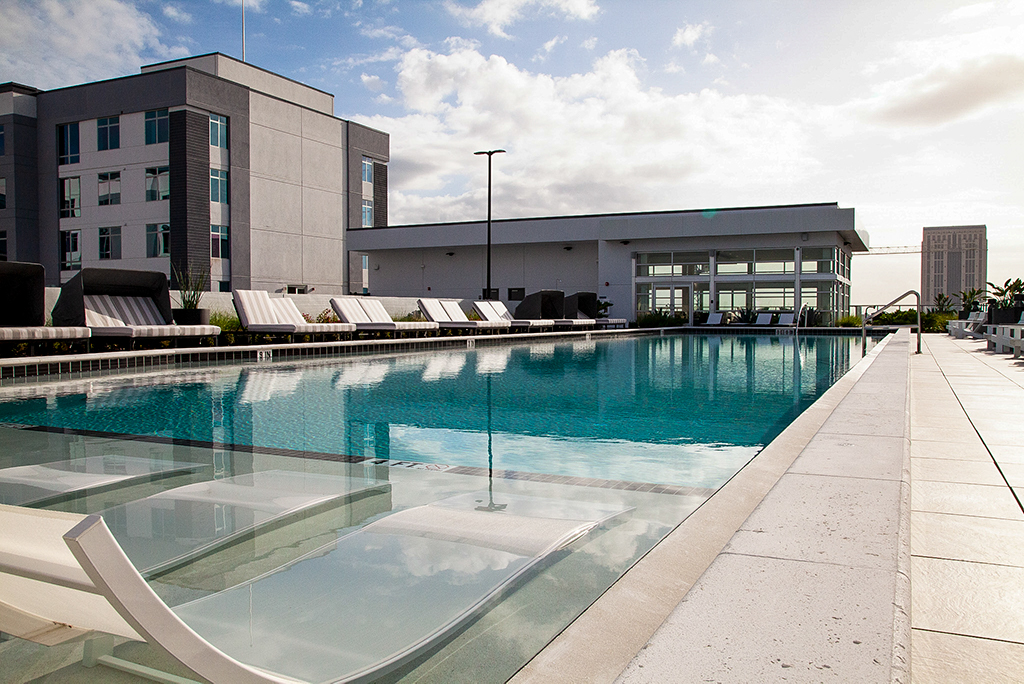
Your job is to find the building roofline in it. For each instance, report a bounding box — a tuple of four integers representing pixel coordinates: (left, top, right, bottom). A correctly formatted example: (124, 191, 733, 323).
(0, 82, 43, 96)
(140, 52, 336, 99)
(384, 202, 845, 230)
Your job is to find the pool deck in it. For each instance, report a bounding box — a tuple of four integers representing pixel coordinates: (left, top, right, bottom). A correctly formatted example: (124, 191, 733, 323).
(513, 330, 1024, 683)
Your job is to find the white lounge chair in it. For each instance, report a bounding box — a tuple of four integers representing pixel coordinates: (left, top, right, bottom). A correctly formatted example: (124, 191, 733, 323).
(330, 297, 438, 336)
(703, 312, 724, 325)
(0, 503, 300, 683)
(473, 300, 553, 331)
(753, 313, 773, 326)
(777, 313, 796, 326)
(234, 290, 354, 340)
(418, 298, 510, 334)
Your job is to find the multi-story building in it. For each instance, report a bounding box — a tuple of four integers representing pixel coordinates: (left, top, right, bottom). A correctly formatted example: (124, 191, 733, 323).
(921, 225, 987, 307)
(0, 53, 389, 293)
(347, 202, 866, 325)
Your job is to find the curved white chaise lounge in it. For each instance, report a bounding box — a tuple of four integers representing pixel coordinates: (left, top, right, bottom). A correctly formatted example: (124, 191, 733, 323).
(0, 503, 303, 684)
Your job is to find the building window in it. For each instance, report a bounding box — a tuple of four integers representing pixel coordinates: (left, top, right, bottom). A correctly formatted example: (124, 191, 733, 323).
(362, 199, 373, 227)
(58, 123, 80, 165)
(715, 250, 754, 276)
(754, 249, 795, 275)
(210, 169, 229, 203)
(0, 178, 5, 210)
(0, 125, 5, 155)
(98, 227, 121, 260)
(98, 171, 120, 206)
(59, 177, 81, 218)
(362, 157, 373, 183)
(97, 117, 120, 151)
(146, 223, 170, 257)
(0, 231, 6, 261)
(211, 224, 230, 258)
(801, 247, 837, 274)
(145, 109, 169, 144)
(210, 114, 228, 148)
(145, 167, 169, 201)
(61, 229, 81, 270)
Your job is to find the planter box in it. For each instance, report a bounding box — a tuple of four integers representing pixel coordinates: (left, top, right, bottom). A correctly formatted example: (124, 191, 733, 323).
(173, 308, 211, 326)
(990, 307, 1024, 325)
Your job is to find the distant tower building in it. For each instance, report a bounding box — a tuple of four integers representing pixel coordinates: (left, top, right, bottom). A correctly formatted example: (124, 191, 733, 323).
(921, 225, 987, 306)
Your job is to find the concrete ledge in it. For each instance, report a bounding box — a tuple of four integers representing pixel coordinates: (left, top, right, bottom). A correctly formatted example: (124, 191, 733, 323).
(512, 331, 908, 683)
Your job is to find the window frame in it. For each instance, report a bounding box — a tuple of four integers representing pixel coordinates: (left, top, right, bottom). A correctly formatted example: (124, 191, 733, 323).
(145, 109, 169, 145)
(0, 124, 5, 156)
(98, 226, 121, 260)
(97, 116, 120, 151)
(58, 123, 80, 165)
(362, 199, 373, 228)
(0, 230, 6, 262)
(362, 157, 373, 183)
(210, 114, 228, 149)
(59, 177, 81, 218)
(0, 177, 6, 210)
(61, 229, 82, 271)
(145, 166, 170, 201)
(98, 171, 121, 206)
(211, 224, 230, 259)
(210, 168, 229, 204)
(146, 223, 171, 258)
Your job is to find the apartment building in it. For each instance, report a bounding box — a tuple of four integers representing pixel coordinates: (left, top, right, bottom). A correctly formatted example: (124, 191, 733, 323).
(0, 53, 389, 293)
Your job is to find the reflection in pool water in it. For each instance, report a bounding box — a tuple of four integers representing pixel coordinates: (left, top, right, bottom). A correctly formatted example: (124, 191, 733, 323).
(0, 334, 865, 683)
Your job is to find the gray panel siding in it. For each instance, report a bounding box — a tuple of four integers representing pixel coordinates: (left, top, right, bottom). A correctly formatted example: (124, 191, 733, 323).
(373, 162, 387, 227)
(346, 121, 389, 232)
(1, 114, 39, 262)
(169, 110, 211, 287)
(183, 69, 251, 290)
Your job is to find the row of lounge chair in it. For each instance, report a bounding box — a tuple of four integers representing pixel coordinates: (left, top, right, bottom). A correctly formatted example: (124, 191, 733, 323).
(702, 312, 796, 326)
(232, 290, 626, 338)
(984, 312, 1024, 358)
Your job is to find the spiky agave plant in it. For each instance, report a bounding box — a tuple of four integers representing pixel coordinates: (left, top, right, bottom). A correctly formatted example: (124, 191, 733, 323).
(172, 263, 209, 309)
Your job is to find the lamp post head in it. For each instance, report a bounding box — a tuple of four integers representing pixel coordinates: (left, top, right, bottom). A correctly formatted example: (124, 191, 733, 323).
(474, 149, 506, 156)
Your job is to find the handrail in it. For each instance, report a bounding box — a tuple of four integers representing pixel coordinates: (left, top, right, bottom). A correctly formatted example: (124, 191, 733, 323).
(795, 302, 808, 336)
(862, 290, 921, 355)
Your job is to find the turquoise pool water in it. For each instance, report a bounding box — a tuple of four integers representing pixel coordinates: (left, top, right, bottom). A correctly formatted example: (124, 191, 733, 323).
(0, 333, 866, 684)
(0, 335, 857, 488)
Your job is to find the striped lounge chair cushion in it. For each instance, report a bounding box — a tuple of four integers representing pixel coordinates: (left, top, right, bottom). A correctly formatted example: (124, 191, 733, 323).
(0, 326, 91, 341)
(270, 298, 354, 334)
(84, 295, 208, 337)
(233, 290, 296, 333)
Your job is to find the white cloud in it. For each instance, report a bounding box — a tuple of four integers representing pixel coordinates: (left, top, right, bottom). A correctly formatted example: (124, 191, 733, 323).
(361, 72, 386, 92)
(701, 52, 720, 66)
(940, 1, 995, 23)
(163, 5, 192, 23)
(581, 36, 597, 50)
(854, 22, 1024, 127)
(533, 35, 567, 62)
(444, 0, 600, 39)
(211, 0, 269, 12)
(0, 0, 189, 90)
(349, 44, 822, 224)
(673, 22, 712, 49)
(290, 1, 313, 16)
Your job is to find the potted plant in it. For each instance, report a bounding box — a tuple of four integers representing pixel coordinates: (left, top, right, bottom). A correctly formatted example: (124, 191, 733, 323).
(172, 263, 211, 326)
(987, 278, 1024, 324)
(956, 287, 986, 320)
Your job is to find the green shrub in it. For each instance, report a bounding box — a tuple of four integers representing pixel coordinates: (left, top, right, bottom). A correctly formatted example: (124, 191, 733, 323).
(836, 315, 862, 327)
(210, 311, 242, 331)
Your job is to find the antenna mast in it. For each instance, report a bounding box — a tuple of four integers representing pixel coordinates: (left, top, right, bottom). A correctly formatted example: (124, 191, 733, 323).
(242, 0, 246, 62)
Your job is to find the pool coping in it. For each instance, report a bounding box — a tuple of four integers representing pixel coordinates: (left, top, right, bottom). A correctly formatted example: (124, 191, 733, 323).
(510, 329, 911, 683)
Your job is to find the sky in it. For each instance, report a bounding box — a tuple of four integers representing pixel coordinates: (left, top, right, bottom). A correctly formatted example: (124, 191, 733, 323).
(2, 0, 1022, 304)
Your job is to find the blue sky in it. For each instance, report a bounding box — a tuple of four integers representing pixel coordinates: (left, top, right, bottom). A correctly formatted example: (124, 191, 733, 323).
(2, 0, 1023, 302)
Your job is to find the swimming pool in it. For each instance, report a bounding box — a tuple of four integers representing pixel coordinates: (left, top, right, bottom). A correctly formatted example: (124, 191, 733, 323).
(0, 333, 867, 683)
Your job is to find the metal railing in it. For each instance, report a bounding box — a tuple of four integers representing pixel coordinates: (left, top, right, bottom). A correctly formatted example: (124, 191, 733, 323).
(862, 290, 921, 355)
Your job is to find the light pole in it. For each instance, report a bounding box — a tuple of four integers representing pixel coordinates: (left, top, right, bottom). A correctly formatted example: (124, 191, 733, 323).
(474, 149, 505, 300)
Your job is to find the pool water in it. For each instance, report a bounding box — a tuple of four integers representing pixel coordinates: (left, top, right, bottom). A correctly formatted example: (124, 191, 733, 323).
(0, 334, 866, 684)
